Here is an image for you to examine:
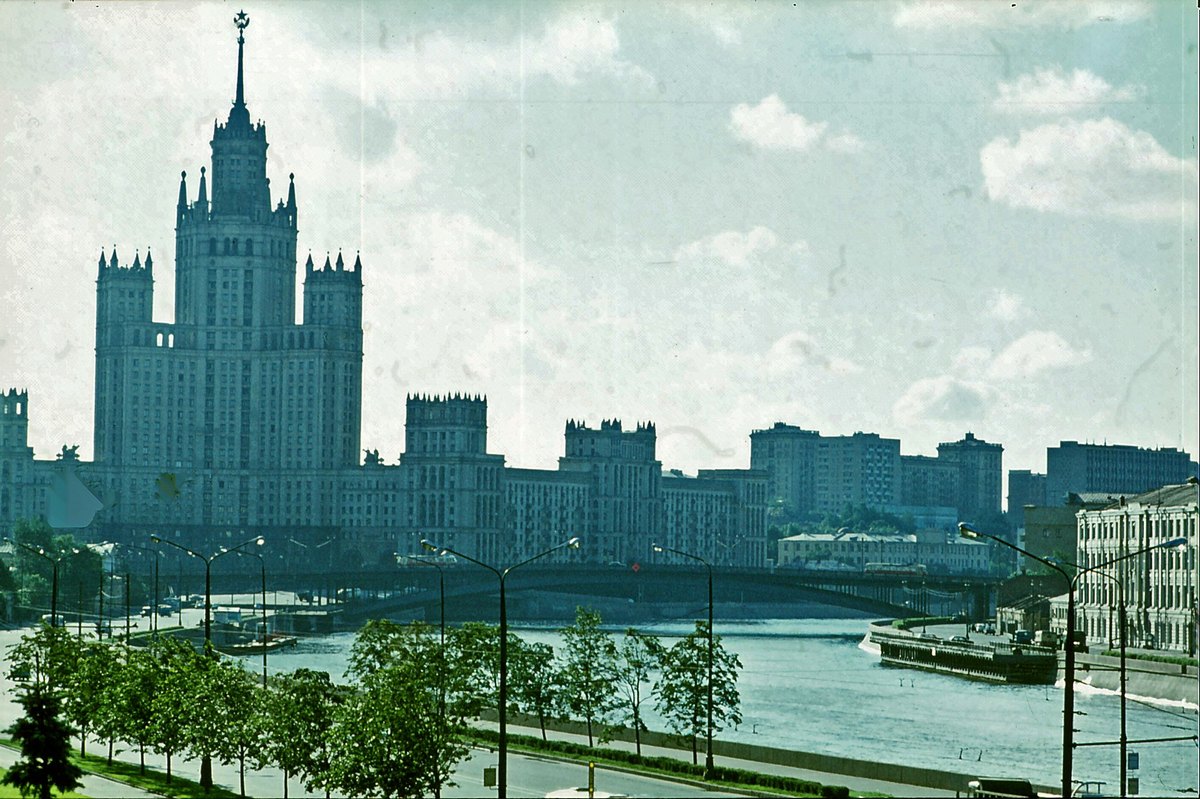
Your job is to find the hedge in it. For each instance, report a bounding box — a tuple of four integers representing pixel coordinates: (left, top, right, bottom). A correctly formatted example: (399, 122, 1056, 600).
(470, 728, 851, 798)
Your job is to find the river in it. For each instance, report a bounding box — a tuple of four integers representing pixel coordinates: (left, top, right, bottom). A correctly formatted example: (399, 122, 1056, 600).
(262, 615, 1199, 796)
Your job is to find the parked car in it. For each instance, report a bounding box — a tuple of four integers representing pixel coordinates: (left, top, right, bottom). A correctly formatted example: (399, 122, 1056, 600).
(950, 635, 970, 643)
(1011, 629, 1034, 645)
(1033, 630, 1060, 648)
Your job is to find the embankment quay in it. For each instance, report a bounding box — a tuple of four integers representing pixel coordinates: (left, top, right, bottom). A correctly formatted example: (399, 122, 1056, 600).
(868, 620, 1058, 684)
(866, 620, 1199, 703)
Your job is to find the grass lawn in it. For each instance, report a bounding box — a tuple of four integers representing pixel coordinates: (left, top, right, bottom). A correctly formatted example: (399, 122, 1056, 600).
(0, 767, 88, 798)
(1, 741, 240, 799)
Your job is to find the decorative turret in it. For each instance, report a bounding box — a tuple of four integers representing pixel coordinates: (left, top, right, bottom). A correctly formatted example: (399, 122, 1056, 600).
(177, 170, 188, 220)
(303, 247, 363, 329)
(286, 172, 297, 226)
(404, 393, 489, 455)
(197, 166, 208, 208)
(0, 388, 32, 454)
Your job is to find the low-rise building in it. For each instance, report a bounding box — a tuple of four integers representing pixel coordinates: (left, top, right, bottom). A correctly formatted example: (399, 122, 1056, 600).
(776, 528, 990, 575)
(1074, 482, 1198, 655)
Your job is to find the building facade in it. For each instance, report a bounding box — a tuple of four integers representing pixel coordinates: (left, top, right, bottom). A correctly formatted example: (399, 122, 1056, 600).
(775, 528, 990, 575)
(0, 20, 769, 571)
(1074, 482, 1198, 655)
(936, 432, 1003, 522)
(1046, 441, 1194, 506)
(1007, 469, 1047, 512)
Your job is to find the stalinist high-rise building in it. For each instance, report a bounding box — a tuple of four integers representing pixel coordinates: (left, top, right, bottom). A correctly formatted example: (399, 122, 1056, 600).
(43, 13, 366, 557)
(0, 14, 767, 572)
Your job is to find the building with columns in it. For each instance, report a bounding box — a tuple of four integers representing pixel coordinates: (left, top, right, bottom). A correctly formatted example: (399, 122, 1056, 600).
(1073, 482, 1198, 655)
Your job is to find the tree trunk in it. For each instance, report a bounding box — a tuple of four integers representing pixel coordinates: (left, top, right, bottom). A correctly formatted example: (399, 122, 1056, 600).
(634, 707, 642, 758)
(139, 744, 145, 774)
(239, 754, 246, 797)
(586, 715, 594, 747)
(79, 729, 86, 758)
(538, 709, 547, 741)
(166, 750, 173, 783)
(283, 767, 289, 799)
(107, 737, 113, 766)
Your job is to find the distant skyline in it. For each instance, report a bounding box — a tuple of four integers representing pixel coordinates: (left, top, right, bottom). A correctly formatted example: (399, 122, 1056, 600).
(1, 1, 1196, 480)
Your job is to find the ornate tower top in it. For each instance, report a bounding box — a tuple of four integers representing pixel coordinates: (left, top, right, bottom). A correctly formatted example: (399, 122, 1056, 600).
(229, 10, 251, 129)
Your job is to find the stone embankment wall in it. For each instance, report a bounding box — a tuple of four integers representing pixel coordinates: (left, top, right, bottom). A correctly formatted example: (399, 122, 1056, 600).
(1066, 652, 1198, 705)
(493, 709, 1051, 794)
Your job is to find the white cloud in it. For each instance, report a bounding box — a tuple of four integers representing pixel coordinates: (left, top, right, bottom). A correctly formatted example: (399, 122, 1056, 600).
(676, 3, 763, 48)
(986, 331, 1092, 379)
(993, 67, 1141, 115)
(980, 117, 1199, 221)
(730, 95, 863, 153)
(952, 346, 993, 372)
(525, 13, 653, 87)
(768, 331, 862, 377)
(894, 1, 1150, 30)
(893, 376, 990, 425)
(674, 226, 784, 267)
(988, 289, 1025, 322)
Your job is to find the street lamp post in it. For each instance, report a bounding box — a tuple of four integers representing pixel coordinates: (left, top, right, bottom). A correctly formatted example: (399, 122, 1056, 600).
(652, 542, 715, 779)
(421, 536, 581, 799)
(958, 522, 1186, 799)
(402, 554, 447, 799)
(120, 543, 163, 636)
(232, 548, 268, 689)
(1087, 567, 1128, 794)
(5, 539, 76, 625)
(149, 533, 265, 791)
(288, 537, 334, 605)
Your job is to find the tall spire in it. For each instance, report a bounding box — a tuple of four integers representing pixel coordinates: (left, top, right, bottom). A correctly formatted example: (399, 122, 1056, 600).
(234, 10, 249, 109)
(197, 166, 207, 206)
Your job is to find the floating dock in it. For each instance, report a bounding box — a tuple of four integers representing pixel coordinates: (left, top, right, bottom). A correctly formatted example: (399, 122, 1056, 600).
(869, 623, 1057, 684)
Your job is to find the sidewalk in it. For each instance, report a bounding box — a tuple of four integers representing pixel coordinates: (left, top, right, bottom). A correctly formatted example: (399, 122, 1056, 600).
(473, 719, 960, 797)
(0, 744, 162, 799)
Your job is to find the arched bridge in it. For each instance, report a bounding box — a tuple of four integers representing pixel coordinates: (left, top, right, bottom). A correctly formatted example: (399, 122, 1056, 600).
(318, 565, 1002, 626)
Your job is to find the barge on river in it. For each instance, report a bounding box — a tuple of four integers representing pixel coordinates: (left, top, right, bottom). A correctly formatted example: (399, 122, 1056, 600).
(869, 624, 1056, 684)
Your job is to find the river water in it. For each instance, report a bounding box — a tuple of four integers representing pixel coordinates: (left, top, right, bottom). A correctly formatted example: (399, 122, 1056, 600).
(262, 615, 1199, 797)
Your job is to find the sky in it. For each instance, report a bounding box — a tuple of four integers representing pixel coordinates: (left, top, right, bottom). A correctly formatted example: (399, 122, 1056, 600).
(1, 1, 1197, 491)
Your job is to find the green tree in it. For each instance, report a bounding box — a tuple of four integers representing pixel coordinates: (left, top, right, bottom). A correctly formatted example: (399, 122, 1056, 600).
(509, 641, 561, 741)
(559, 607, 618, 747)
(265, 668, 343, 799)
(1, 684, 84, 799)
(614, 628, 665, 757)
(445, 621, 502, 716)
(209, 659, 265, 798)
(63, 640, 119, 757)
(323, 621, 468, 798)
(110, 645, 160, 773)
(655, 620, 742, 765)
(7, 623, 80, 690)
(147, 637, 201, 783)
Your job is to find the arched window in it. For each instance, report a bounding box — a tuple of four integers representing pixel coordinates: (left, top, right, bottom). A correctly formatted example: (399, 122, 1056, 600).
(245, 239, 253, 255)
(209, 238, 217, 255)
(157, 332, 164, 347)
(232, 238, 239, 255)
(223, 238, 231, 255)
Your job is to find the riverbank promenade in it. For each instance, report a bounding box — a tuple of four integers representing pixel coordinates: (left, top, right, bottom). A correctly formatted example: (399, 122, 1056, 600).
(472, 718, 961, 798)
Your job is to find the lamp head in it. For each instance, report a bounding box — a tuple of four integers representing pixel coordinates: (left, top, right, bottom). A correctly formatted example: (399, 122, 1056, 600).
(957, 522, 981, 540)
(255, 536, 265, 547)
(1161, 537, 1188, 549)
(651, 543, 664, 553)
(566, 537, 581, 549)
(420, 539, 439, 553)
(149, 535, 162, 543)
